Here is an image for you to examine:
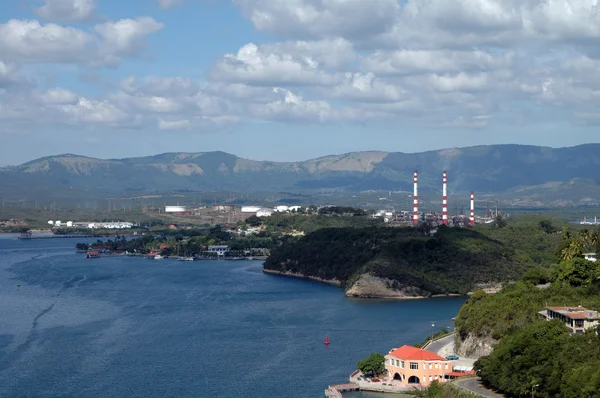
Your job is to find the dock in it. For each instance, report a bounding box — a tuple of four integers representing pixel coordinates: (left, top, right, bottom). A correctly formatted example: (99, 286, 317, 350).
(324, 383, 359, 397)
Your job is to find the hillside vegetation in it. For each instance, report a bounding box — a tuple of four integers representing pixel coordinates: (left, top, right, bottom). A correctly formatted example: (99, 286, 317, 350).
(266, 225, 536, 296)
(455, 226, 600, 397)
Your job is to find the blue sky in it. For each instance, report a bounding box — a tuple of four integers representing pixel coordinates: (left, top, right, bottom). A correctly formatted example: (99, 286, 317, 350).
(0, 0, 599, 165)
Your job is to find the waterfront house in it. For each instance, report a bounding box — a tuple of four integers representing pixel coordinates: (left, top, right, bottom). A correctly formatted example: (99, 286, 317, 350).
(208, 245, 230, 256)
(539, 306, 600, 334)
(384, 345, 450, 387)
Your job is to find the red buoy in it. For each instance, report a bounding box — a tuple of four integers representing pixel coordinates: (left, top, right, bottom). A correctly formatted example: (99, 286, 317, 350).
(324, 335, 330, 345)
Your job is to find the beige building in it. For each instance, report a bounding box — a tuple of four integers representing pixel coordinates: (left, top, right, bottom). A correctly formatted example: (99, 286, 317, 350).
(385, 345, 451, 387)
(539, 306, 600, 334)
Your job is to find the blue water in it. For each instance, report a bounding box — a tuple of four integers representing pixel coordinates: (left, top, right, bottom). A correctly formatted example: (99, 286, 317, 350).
(0, 235, 465, 397)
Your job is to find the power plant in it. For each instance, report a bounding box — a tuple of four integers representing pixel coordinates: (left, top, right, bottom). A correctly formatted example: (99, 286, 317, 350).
(407, 169, 478, 227)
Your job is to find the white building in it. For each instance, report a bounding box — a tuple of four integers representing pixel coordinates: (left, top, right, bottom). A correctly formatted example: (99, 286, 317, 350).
(208, 245, 230, 256)
(241, 206, 262, 213)
(274, 205, 289, 212)
(583, 253, 597, 262)
(288, 205, 302, 212)
(87, 222, 134, 229)
(165, 206, 187, 213)
(257, 208, 273, 217)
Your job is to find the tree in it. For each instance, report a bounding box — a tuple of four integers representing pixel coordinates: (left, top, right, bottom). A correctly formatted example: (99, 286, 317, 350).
(539, 219, 555, 234)
(556, 258, 600, 287)
(245, 215, 261, 227)
(357, 353, 385, 376)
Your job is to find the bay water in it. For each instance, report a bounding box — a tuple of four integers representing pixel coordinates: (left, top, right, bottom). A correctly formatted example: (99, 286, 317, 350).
(0, 235, 464, 397)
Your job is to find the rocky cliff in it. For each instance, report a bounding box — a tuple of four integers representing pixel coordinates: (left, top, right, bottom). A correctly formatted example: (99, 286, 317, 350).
(344, 273, 429, 299)
(455, 333, 498, 358)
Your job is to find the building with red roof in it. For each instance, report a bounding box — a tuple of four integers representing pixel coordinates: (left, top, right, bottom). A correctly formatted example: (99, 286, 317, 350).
(385, 345, 451, 387)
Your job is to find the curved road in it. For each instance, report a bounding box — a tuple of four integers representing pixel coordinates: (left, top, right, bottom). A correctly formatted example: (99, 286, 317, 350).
(425, 333, 456, 354)
(425, 334, 504, 397)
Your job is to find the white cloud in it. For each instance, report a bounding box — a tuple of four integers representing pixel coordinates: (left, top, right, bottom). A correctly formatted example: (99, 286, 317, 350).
(234, 0, 399, 39)
(0, 19, 92, 64)
(6, 0, 600, 136)
(34, 0, 98, 22)
(326, 73, 406, 103)
(37, 88, 79, 105)
(94, 17, 164, 64)
(210, 43, 339, 86)
(158, 118, 191, 130)
(0, 18, 163, 67)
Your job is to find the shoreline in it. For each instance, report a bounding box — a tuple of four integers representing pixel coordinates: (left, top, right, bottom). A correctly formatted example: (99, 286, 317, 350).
(261, 268, 342, 287)
(262, 268, 467, 300)
(346, 292, 465, 300)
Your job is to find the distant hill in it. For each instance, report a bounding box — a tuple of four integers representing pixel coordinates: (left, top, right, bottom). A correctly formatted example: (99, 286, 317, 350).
(1, 144, 600, 201)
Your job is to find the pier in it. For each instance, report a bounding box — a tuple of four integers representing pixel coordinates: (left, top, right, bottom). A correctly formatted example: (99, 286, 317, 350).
(324, 383, 359, 397)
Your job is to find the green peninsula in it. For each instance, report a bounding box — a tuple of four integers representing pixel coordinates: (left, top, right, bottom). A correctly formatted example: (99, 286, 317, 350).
(264, 223, 553, 298)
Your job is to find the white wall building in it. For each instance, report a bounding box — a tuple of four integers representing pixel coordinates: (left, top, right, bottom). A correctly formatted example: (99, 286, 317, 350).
(274, 205, 289, 212)
(584, 253, 597, 262)
(241, 206, 262, 213)
(208, 245, 230, 256)
(165, 206, 187, 213)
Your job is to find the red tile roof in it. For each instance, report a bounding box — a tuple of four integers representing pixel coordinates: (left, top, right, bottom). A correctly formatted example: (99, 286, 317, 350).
(388, 345, 446, 361)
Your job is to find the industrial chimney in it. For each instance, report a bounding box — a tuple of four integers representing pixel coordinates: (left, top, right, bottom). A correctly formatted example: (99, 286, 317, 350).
(442, 171, 448, 226)
(413, 170, 419, 225)
(470, 192, 475, 226)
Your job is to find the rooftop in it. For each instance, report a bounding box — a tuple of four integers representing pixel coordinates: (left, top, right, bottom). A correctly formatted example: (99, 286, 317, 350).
(546, 306, 600, 320)
(387, 345, 446, 361)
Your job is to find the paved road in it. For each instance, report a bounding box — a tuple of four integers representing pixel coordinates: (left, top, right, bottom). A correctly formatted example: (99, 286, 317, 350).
(455, 378, 505, 397)
(425, 333, 456, 354)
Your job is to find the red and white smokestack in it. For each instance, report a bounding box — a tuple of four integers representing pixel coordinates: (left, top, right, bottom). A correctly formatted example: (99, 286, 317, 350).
(442, 171, 448, 226)
(413, 170, 419, 225)
(470, 192, 475, 226)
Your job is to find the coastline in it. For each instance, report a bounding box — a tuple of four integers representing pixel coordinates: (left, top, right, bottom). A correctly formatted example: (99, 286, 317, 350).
(346, 292, 464, 300)
(262, 267, 466, 300)
(261, 268, 342, 287)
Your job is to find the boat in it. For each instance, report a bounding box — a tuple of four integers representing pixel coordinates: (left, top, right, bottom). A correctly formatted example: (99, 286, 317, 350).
(324, 335, 330, 346)
(178, 256, 194, 261)
(154, 254, 163, 260)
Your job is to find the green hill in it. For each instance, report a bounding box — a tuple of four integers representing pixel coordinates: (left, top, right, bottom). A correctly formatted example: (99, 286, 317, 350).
(264, 226, 532, 297)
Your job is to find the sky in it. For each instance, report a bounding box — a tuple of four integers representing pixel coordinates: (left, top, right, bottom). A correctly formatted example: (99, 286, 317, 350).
(1, 0, 600, 165)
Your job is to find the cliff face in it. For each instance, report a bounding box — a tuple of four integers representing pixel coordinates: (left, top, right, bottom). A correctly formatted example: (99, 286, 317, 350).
(455, 333, 498, 358)
(344, 273, 429, 299)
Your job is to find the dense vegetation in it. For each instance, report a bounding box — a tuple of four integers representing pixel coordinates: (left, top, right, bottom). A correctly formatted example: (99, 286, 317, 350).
(265, 225, 532, 294)
(357, 353, 385, 376)
(476, 322, 600, 397)
(257, 213, 383, 234)
(456, 225, 600, 397)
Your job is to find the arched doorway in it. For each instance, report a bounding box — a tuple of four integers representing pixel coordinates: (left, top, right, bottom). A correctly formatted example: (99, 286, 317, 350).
(393, 373, 401, 380)
(408, 376, 420, 384)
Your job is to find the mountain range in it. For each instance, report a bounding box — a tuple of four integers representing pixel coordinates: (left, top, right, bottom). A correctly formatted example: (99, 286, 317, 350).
(1, 144, 600, 204)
